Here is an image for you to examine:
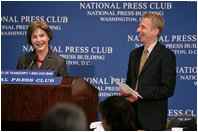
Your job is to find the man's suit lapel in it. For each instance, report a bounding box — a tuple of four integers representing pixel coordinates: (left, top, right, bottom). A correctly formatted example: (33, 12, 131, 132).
(139, 42, 161, 76)
(135, 47, 144, 77)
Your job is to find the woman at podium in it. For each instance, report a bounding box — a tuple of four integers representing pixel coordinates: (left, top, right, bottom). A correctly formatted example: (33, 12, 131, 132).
(17, 20, 68, 77)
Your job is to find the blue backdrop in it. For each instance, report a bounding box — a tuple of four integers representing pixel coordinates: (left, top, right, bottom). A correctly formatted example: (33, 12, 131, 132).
(1, 1, 197, 121)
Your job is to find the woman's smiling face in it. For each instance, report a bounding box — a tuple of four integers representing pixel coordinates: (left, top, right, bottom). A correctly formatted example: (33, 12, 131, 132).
(31, 28, 49, 52)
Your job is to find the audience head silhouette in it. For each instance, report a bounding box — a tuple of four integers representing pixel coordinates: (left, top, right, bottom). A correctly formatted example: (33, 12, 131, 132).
(98, 96, 137, 131)
(42, 103, 88, 131)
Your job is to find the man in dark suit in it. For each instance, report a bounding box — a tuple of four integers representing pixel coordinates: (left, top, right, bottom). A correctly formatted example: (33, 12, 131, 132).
(120, 13, 176, 130)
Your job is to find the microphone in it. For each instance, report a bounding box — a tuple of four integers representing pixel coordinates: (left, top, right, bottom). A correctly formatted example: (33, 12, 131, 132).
(28, 55, 38, 70)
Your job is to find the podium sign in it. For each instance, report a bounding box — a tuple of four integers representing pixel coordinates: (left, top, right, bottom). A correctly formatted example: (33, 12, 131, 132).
(1, 69, 62, 85)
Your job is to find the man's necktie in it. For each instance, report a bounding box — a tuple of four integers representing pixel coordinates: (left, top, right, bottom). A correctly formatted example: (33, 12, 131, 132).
(135, 48, 149, 91)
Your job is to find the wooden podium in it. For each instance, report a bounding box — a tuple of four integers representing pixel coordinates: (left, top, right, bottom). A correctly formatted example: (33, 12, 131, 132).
(1, 77, 98, 130)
